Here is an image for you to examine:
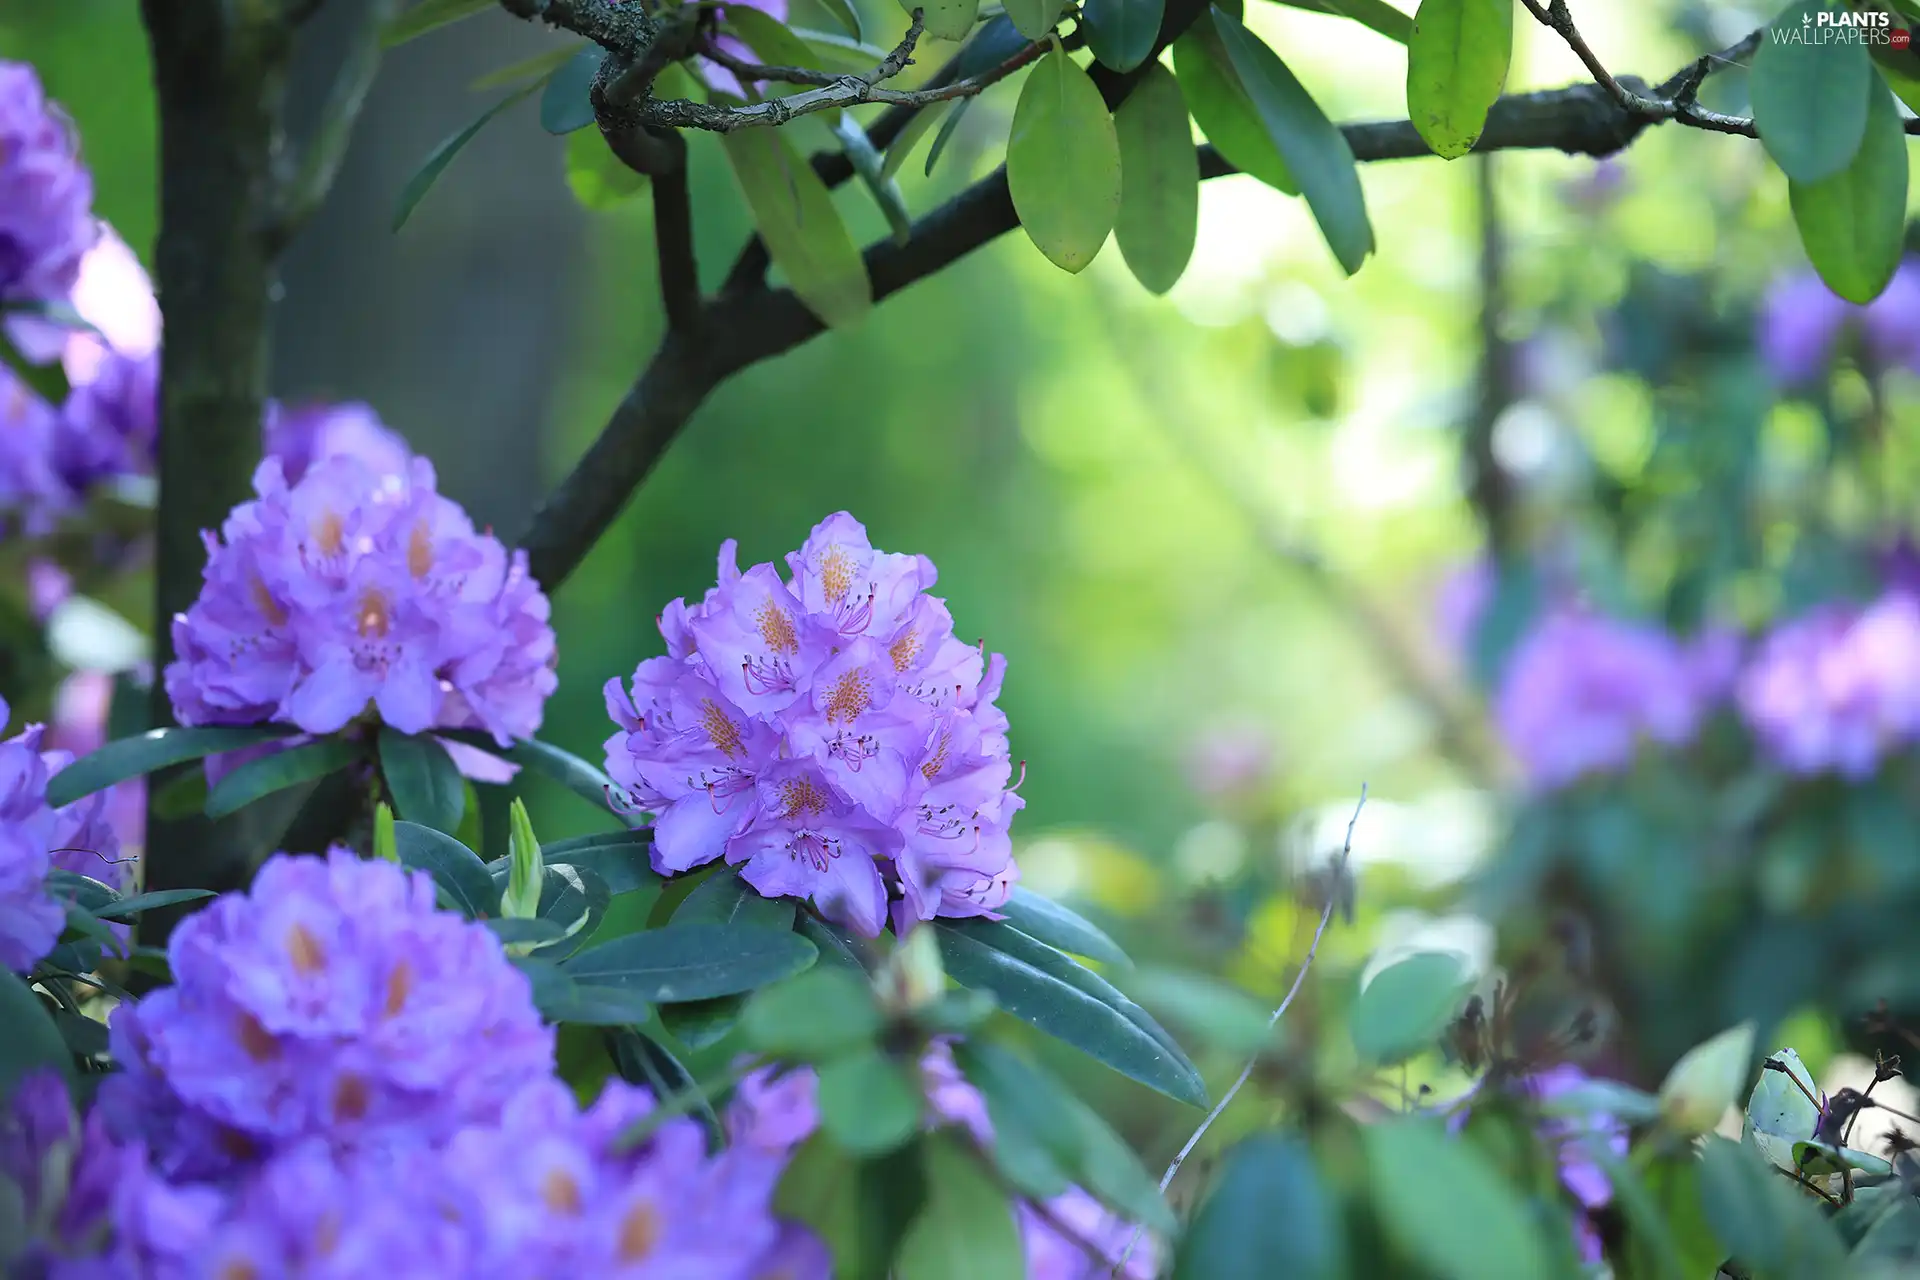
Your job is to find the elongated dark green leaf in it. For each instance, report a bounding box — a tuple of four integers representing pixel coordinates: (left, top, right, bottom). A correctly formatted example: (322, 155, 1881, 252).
(560, 922, 818, 1002)
(1276, 0, 1412, 42)
(1366, 1118, 1549, 1280)
(151, 768, 209, 821)
(1174, 21, 1298, 194)
(1406, 0, 1511, 159)
(89, 889, 216, 922)
(800, 912, 872, 973)
(46, 724, 299, 808)
(1349, 950, 1471, 1066)
(1175, 1132, 1346, 1279)
(815, 0, 864, 38)
(1008, 46, 1122, 273)
(205, 738, 363, 820)
(487, 917, 570, 946)
(524, 968, 657, 1026)
(884, 100, 953, 178)
(383, 0, 494, 46)
(898, 0, 982, 43)
(1790, 73, 1909, 303)
(527, 863, 611, 959)
(606, 1027, 723, 1144)
(999, 888, 1130, 966)
(832, 115, 914, 246)
(722, 126, 872, 329)
(1083, 0, 1164, 71)
(1114, 63, 1199, 296)
(956, 1040, 1176, 1234)
(896, 1132, 1024, 1280)
(379, 728, 467, 834)
(0, 971, 73, 1097)
(470, 43, 584, 90)
(936, 919, 1206, 1107)
(394, 82, 540, 230)
(674, 870, 798, 931)
(820, 1048, 925, 1156)
(925, 99, 974, 177)
(1005, 0, 1065, 40)
(393, 821, 500, 919)
(1211, 7, 1373, 273)
(541, 46, 600, 134)
(660, 995, 746, 1052)
(1751, 1, 1873, 184)
(45, 871, 116, 913)
(447, 732, 625, 815)
(536, 831, 662, 895)
(793, 28, 896, 72)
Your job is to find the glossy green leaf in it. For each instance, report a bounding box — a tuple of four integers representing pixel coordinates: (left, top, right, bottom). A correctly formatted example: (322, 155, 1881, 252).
(1790, 73, 1909, 303)
(541, 46, 600, 134)
(1874, 52, 1920, 114)
(205, 738, 364, 820)
(1174, 20, 1298, 194)
(393, 821, 500, 919)
(1005, 0, 1066, 41)
(999, 887, 1130, 967)
(45, 724, 299, 808)
(883, 101, 954, 178)
(799, 912, 872, 973)
(722, 126, 872, 329)
(0, 971, 73, 1099)
(901, 0, 984, 44)
(819, 1048, 925, 1156)
(924, 99, 974, 177)
(1114, 63, 1199, 295)
(815, 0, 864, 38)
(378, 728, 466, 834)
(896, 1131, 1023, 1280)
(1365, 1117, 1549, 1280)
(1698, 1135, 1849, 1275)
(535, 831, 662, 896)
(1745, 1046, 1821, 1176)
(743, 966, 882, 1059)
(486, 917, 570, 947)
(89, 889, 215, 922)
(1083, 0, 1165, 71)
(673, 870, 798, 931)
(937, 919, 1206, 1106)
(560, 921, 818, 1002)
(793, 28, 898, 72)
(394, 83, 540, 230)
(150, 768, 209, 821)
(1211, 6, 1373, 273)
(1406, 0, 1511, 159)
(727, 7, 832, 84)
(523, 966, 657, 1026)
(383, 0, 494, 45)
(1276, 0, 1412, 42)
(525, 863, 611, 959)
(659, 996, 745, 1052)
(1175, 1132, 1346, 1279)
(1751, 1, 1873, 184)
(1349, 950, 1470, 1066)
(1008, 47, 1122, 273)
(565, 128, 647, 209)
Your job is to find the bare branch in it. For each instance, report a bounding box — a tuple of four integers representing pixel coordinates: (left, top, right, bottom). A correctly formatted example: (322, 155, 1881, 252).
(497, 0, 654, 57)
(270, 0, 397, 251)
(649, 131, 700, 332)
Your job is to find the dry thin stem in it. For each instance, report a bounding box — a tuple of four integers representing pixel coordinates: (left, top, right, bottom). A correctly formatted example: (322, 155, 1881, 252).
(1112, 787, 1370, 1274)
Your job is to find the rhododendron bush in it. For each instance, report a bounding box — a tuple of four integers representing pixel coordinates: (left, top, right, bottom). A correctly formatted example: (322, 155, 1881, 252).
(10, 0, 1920, 1274)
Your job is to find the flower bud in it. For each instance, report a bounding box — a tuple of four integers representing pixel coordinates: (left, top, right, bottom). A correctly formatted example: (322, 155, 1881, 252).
(502, 798, 543, 921)
(1658, 1022, 1755, 1136)
(372, 802, 399, 864)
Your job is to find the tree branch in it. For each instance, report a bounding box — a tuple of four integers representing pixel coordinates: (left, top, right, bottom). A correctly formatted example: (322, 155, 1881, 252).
(649, 130, 699, 332)
(497, 0, 654, 56)
(269, 0, 397, 251)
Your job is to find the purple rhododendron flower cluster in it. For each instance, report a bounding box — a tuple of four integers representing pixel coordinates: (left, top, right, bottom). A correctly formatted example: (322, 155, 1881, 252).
(165, 439, 557, 744)
(1520, 1067, 1628, 1265)
(1759, 260, 1920, 385)
(728, 1046, 1159, 1279)
(605, 513, 1022, 937)
(0, 61, 96, 307)
(1493, 610, 1737, 789)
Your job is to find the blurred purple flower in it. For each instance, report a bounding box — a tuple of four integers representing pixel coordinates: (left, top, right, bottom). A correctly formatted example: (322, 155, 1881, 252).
(1737, 591, 1920, 778)
(606, 513, 1021, 937)
(0, 370, 66, 532)
(1494, 610, 1727, 789)
(1521, 1066, 1628, 1266)
(1759, 259, 1920, 385)
(263, 400, 412, 486)
(54, 348, 157, 495)
(0, 1069, 145, 1273)
(1434, 556, 1496, 664)
(697, 0, 793, 98)
(0, 61, 97, 307)
(1185, 722, 1276, 801)
(0, 698, 67, 972)
(45, 670, 144, 871)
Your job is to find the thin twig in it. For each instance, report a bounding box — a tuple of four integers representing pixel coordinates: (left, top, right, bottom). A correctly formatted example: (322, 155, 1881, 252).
(1112, 788, 1369, 1274)
(269, 0, 398, 250)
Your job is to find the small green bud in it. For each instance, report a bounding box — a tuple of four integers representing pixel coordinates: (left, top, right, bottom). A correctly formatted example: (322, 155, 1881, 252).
(372, 803, 399, 863)
(502, 798, 543, 921)
(875, 922, 946, 1015)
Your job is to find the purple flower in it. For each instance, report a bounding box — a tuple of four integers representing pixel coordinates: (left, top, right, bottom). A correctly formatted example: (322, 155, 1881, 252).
(0, 62, 97, 307)
(1759, 259, 1920, 384)
(1737, 590, 1920, 778)
(98, 849, 554, 1177)
(698, 0, 794, 98)
(263, 400, 412, 485)
(1520, 1066, 1628, 1266)
(0, 697, 65, 972)
(53, 348, 157, 495)
(0, 369, 66, 532)
(606, 513, 1021, 937)
(1434, 556, 1495, 662)
(0, 1069, 146, 1273)
(44, 670, 142, 875)
(164, 443, 558, 744)
(1494, 610, 1727, 789)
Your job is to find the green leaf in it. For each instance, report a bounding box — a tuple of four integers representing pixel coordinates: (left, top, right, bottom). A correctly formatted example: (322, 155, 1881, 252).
(1174, 20, 1298, 194)
(1534, 1077, 1663, 1125)
(899, 0, 983, 44)
(721, 126, 872, 329)
(1175, 1132, 1346, 1279)
(1790, 73, 1910, 303)
(936, 919, 1206, 1106)
(150, 768, 209, 821)
(999, 888, 1130, 967)
(0, 971, 72, 1098)
(925, 99, 974, 177)
(487, 917, 571, 946)
(726, 7, 828, 75)
(883, 101, 954, 178)
(393, 821, 500, 919)
(373, 801, 400, 863)
(45, 724, 299, 808)
(832, 115, 914, 246)
(395, 82, 540, 230)
(494, 736, 623, 813)
(815, 0, 865, 38)
(800, 912, 873, 973)
(793, 28, 898, 72)
(1698, 1135, 1848, 1275)
(955, 1040, 1177, 1235)
(1124, 966, 1275, 1053)
(1008, 46, 1122, 273)
(1751, 1, 1874, 184)
(536, 831, 662, 895)
(470, 43, 586, 90)
(383, 0, 495, 45)
(659, 996, 746, 1052)
(1365, 1117, 1549, 1280)
(526, 863, 611, 959)
(1275, 0, 1412, 42)
(1874, 51, 1920, 114)
(819, 1048, 925, 1156)
(777, 1134, 927, 1280)
(674, 871, 799, 931)
(502, 798, 544, 920)
(205, 738, 364, 821)
(541, 46, 600, 134)
(1082, 0, 1164, 71)
(559, 921, 818, 1002)
(743, 966, 883, 1059)
(1114, 63, 1199, 295)
(896, 1131, 1024, 1280)
(566, 128, 648, 209)
(1004, 0, 1065, 41)
(1348, 950, 1470, 1066)
(378, 728, 467, 834)
(523, 967, 657, 1026)
(88, 889, 216, 922)
(1210, 6, 1374, 273)
(1405, 0, 1511, 159)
